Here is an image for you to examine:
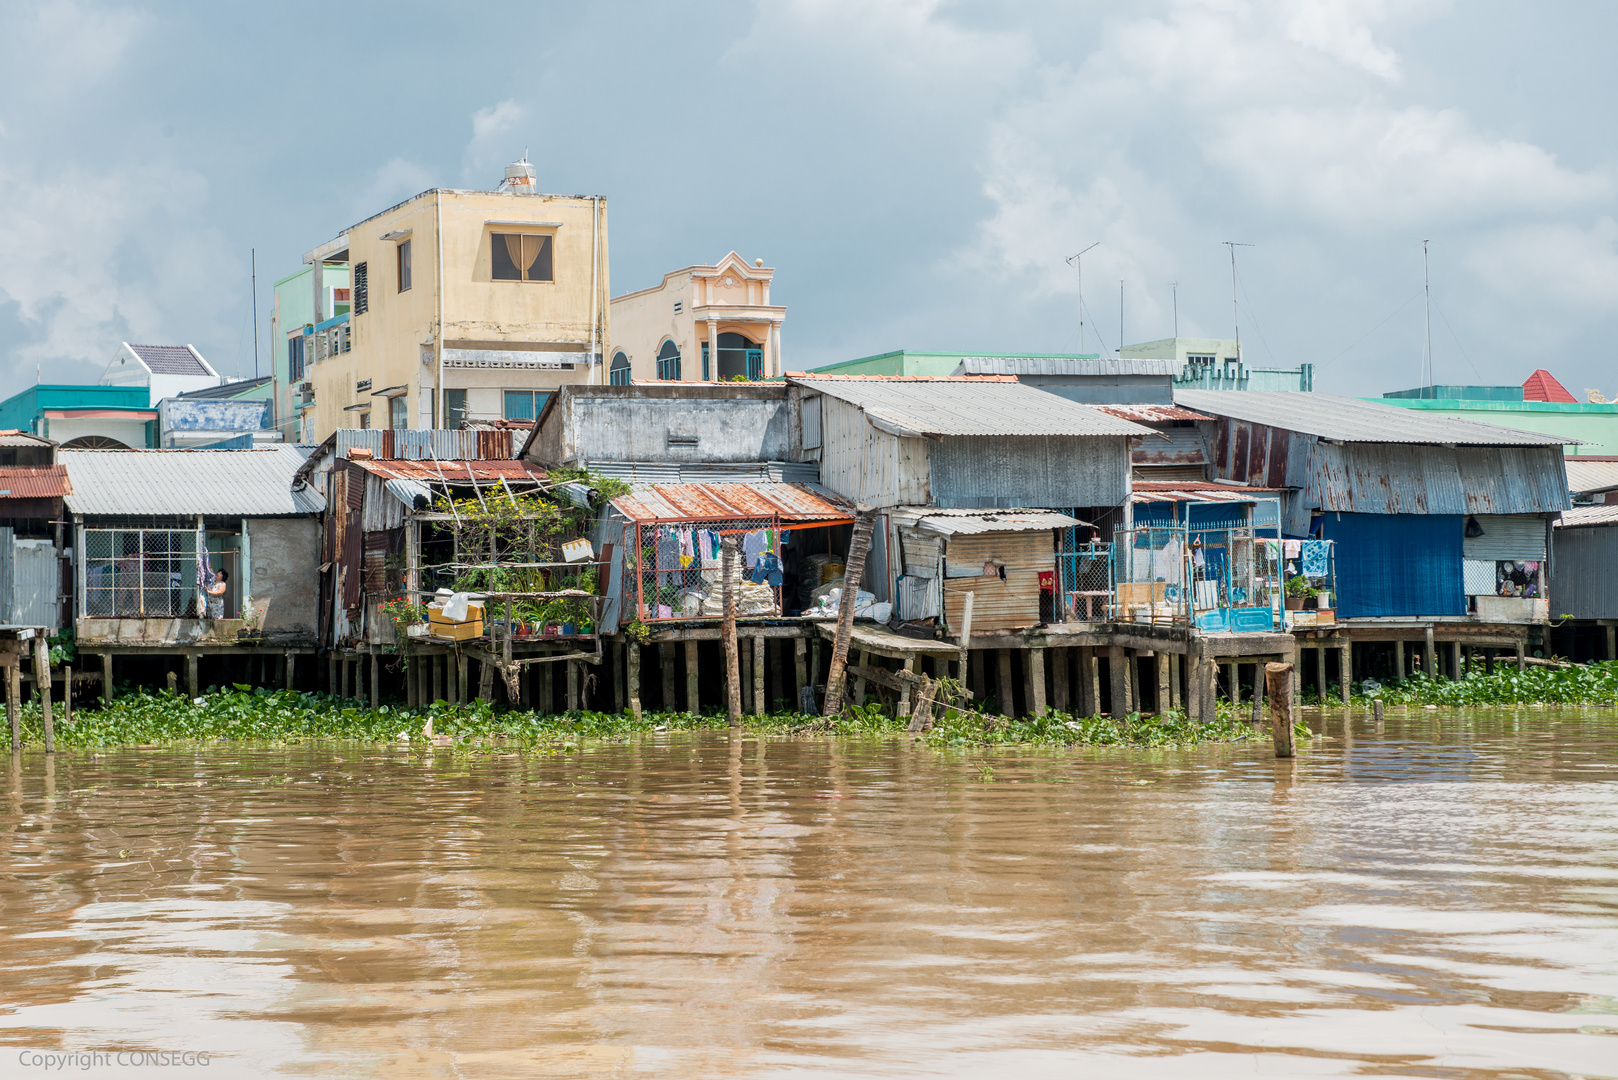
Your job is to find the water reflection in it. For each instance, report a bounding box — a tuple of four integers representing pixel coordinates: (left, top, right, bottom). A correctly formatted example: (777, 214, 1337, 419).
(2, 708, 1617, 1078)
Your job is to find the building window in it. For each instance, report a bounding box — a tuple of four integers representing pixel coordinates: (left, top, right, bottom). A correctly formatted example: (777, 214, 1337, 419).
(444, 389, 468, 428)
(673, 301, 683, 314)
(397, 241, 412, 292)
(503, 389, 551, 421)
(359, 410, 370, 430)
(656, 340, 681, 381)
(701, 343, 709, 381)
(83, 528, 201, 617)
(1187, 354, 1215, 365)
(491, 233, 553, 282)
(353, 262, 368, 313)
(389, 395, 407, 429)
(716, 332, 761, 380)
(610, 350, 631, 386)
(288, 334, 305, 382)
(333, 287, 351, 317)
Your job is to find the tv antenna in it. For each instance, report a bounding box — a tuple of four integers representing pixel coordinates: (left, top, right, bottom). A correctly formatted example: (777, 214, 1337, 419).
(1171, 281, 1178, 338)
(1422, 239, 1433, 396)
(1065, 242, 1100, 353)
(1223, 242, 1253, 362)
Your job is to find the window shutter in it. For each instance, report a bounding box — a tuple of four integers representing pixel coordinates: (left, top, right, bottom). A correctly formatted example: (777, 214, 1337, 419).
(353, 262, 368, 314)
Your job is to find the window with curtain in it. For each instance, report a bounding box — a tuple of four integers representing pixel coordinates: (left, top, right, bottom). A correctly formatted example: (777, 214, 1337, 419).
(287, 334, 305, 381)
(656, 340, 681, 381)
(503, 390, 551, 421)
(389, 395, 407, 429)
(491, 233, 554, 282)
(610, 351, 631, 385)
(444, 389, 468, 428)
(397, 240, 412, 292)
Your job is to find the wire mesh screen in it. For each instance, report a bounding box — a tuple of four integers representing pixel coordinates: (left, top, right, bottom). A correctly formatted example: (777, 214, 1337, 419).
(630, 518, 784, 621)
(1113, 526, 1190, 624)
(1188, 527, 1282, 630)
(1276, 537, 1338, 623)
(83, 528, 200, 618)
(1055, 539, 1113, 621)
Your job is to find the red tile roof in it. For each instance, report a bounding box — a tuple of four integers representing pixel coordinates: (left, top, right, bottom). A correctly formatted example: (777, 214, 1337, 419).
(0, 465, 71, 499)
(1522, 368, 1577, 403)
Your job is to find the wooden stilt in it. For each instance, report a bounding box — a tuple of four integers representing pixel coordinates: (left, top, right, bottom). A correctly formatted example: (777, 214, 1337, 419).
(1250, 660, 1265, 724)
(566, 660, 580, 712)
(1170, 650, 1182, 710)
(898, 654, 916, 718)
(167, 670, 178, 695)
(101, 652, 113, 705)
(1449, 639, 1461, 682)
(686, 640, 701, 715)
(432, 654, 443, 704)
(285, 652, 296, 692)
(659, 643, 677, 713)
(477, 657, 493, 701)
(851, 648, 867, 706)
(539, 660, 553, 715)
(457, 652, 469, 704)
(1267, 662, 1295, 758)
(1155, 652, 1170, 714)
(34, 639, 53, 753)
(1106, 645, 1127, 717)
(612, 641, 623, 713)
(721, 536, 741, 723)
(1516, 640, 1526, 672)
(6, 661, 18, 750)
(769, 638, 784, 712)
(794, 637, 808, 707)
(997, 649, 1015, 716)
(1077, 646, 1097, 717)
(186, 651, 199, 700)
(968, 648, 983, 701)
(1607, 624, 1616, 662)
(752, 636, 766, 716)
(1424, 625, 1437, 679)
(1314, 646, 1326, 705)
(821, 506, 877, 717)
(62, 664, 72, 726)
(627, 643, 642, 719)
(1052, 647, 1070, 713)
(1028, 648, 1047, 716)
(1340, 643, 1352, 703)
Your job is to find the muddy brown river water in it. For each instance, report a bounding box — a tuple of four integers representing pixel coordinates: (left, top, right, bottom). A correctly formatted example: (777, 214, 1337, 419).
(2, 709, 1617, 1078)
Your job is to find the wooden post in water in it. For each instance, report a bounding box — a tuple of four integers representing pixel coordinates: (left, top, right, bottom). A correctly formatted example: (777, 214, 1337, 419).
(794, 637, 808, 707)
(898, 654, 916, 718)
(659, 643, 676, 712)
(1339, 643, 1352, 704)
(1028, 648, 1047, 716)
(33, 637, 53, 754)
(186, 652, 199, 700)
(1314, 646, 1326, 706)
(1266, 661, 1295, 758)
(7, 660, 20, 751)
(1372, 698, 1384, 728)
(539, 660, 553, 715)
(753, 636, 766, 716)
(62, 665, 72, 726)
(627, 642, 642, 719)
(1106, 645, 1127, 717)
(769, 638, 784, 711)
(1053, 646, 1070, 713)
(1250, 660, 1265, 725)
(685, 639, 701, 715)
(1516, 640, 1526, 672)
(563, 660, 577, 712)
(101, 653, 113, 705)
(1393, 638, 1404, 682)
(1077, 646, 1097, 717)
(997, 649, 1016, 716)
(285, 652, 296, 692)
(167, 670, 179, 695)
(1607, 624, 1616, 662)
(722, 535, 741, 724)
(457, 652, 470, 704)
(1424, 625, 1437, 679)
(1449, 640, 1461, 681)
(740, 638, 753, 714)
(822, 506, 876, 717)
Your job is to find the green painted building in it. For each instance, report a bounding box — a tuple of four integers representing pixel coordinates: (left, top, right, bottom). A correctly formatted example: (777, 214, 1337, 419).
(806, 349, 1105, 377)
(270, 263, 351, 442)
(1375, 396, 1618, 455)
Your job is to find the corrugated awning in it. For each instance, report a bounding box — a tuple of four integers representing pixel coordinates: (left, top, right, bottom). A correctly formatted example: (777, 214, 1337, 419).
(1093, 404, 1212, 423)
(611, 482, 855, 525)
(0, 465, 71, 500)
(349, 458, 547, 484)
(1130, 481, 1283, 504)
(911, 509, 1087, 536)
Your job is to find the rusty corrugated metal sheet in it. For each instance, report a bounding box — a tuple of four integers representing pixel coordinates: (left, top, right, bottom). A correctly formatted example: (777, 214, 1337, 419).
(1132, 427, 1207, 465)
(0, 465, 70, 499)
(610, 482, 854, 524)
(1307, 444, 1568, 515)
(1094, 404, 1212, 423)
(335, 429, 517, 462)
(349, 458, 546, 483)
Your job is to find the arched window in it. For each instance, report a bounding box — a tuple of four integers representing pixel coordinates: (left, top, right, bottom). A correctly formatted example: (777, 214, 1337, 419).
(715, 331, 762, 380)
(656, 340, 681, 381)
(60, 435, 130, 450)
(609, 350, 631, 386)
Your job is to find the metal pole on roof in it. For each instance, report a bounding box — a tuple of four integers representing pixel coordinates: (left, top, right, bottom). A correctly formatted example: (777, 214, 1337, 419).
(1422, 239, 1433, 398)
(1224, 242, 1251, 363)
(1119, 279, 1125, 356)
(1066, 242, 1100, 354)
(1171, 282, 1178, 338)
(251, 248, 260, 380)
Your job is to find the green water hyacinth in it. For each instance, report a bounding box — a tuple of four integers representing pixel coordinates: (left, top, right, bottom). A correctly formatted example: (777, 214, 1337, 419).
(1312, 660, 1618, 708)
(11, 686, 1291, 751)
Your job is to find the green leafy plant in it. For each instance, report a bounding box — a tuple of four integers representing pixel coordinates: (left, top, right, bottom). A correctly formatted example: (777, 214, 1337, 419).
(377, 596, 428, 640)
(623, 619, 651, 645)
(1285, 575, 1318, 599)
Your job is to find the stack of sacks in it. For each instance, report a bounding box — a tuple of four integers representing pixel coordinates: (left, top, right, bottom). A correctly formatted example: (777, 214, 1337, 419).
(803, 583, 891, 624)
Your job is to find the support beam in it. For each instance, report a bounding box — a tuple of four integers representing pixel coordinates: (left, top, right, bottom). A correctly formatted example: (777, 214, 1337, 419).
(1052, 647, 1070, 713)
(1424, 625, 1437, 680)
(539, 661, 553, 715)
(898, 653, 916, 718)
(186, 652, 199, 700)
(753, 635, 766, 717)
(477, 657, 493, 702)
(851, 649, 867, 706)
(1516, 640, 1525, 672)
(329, 652, 338, 697)
(34, 639, 53, 753)
(686, 640, 701, 715)
(822, 505, 877, 716)
(968, 649, 983, 701)
(1028, 648, 1047, 717)
(660, 643, 677, 714)
(1608, 624, 1616, 663)
(794, 637, 808, 710)
(1106, 645, 1127, 717)
(285, 652, 296, 692)
(432, 654, 444, 704)
(8, 661, 20, 750)
(1170, 650, 1182, 711)
(1250, 661, 1265, 725)
(1394, 639, 1405, 682)
(1449, 639, 1462, 683)
(101, 653, 113, 706)
(611, 640, 622, 714)
(457, 652, 469, 704)
(567, 660, 580, 712)
(1267, 662, 1295, 758)
(769, 637, 784, 712)
(997, 649, 1015, 716)
(1156, 651, 1171, 715)
(1077, 646, 1098, 717)
(627, 642, 642, 719)
(741, 636, 754, 714)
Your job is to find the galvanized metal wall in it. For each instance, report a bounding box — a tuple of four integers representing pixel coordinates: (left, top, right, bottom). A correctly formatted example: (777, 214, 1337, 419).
(1549, 524, 1618, 620)
(0, 531, 60, 630)
(815, 396, 930, 507)
(1463, 514, 1548, 560)
(532, 390, 792, 466)
(927, 435, 1131, 509)
(1309, 444, 1568, 515)
(335, 429, 514, 462)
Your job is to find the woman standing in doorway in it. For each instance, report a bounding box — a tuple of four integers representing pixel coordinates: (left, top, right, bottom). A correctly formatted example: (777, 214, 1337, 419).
(205, 569, 229, 620)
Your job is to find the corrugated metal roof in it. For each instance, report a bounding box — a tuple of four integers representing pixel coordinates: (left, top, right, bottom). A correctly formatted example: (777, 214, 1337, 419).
(61, 446, 321, 516)
(336, 429, 516, 461)
(586, 460, 821, 484)
(1094, 403, 1213, 423)
(128, 343, 210, 375)
(350, 458, 547, 484)
(0, 430, 54, 448)
(1175, 390, 1567, 445)
(1308, 443, 1569, 514)
(1557, 504, 1618, 528)
(952, 357, 1179, 377)
(1565, 458, 1618, 495)
(611, 482, 855, 524)
(911, 508, 1086, 535)
(0, 466, 71, 500)
(792, 377, 1154, 438)
(1130, 480, 1282, 505)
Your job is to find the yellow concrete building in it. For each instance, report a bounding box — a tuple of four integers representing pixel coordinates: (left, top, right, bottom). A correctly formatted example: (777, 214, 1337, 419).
(606, 252, 783, 384)
(296, 160, 608, 439)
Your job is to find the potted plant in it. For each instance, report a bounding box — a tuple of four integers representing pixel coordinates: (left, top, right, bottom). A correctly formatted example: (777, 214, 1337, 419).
(1284, 576, 1317, 611)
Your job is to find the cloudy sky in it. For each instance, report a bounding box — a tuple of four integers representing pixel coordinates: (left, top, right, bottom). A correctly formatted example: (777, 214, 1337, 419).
(1, 0, 1615, 396)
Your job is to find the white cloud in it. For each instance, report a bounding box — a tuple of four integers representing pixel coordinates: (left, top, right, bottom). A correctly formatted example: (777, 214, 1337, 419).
(462, 99, 526, 184)
(1282, 0, 1402, 81)
(1466, 218, 1618, 310)
(352, 157, 434, 222)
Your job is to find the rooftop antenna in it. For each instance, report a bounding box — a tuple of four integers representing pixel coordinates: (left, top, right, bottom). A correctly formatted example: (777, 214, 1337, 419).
(1422, 239, 1433, 398)
(1065, 242, 1100, 354)
(1119, 279, 1125, 356)
(251, 248, 260, 380)
(1171, 281, 1178, 338)
(1223, 241, 1253, 362)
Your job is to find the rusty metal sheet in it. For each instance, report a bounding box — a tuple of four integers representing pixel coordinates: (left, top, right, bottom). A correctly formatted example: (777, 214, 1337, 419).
(349, 458, 546, 483)
(1131, 428, 1206, 465)
(1091, 404, 1212, 423)
(610, 482, 855, 525)
(0, 466, 70, 499)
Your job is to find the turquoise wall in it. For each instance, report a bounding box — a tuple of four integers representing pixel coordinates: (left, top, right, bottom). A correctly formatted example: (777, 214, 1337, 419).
(809, 350, 1101, 375)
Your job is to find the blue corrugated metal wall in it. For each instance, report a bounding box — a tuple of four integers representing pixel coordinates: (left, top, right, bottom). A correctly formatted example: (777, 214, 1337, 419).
(1322, 513, 1463, 618)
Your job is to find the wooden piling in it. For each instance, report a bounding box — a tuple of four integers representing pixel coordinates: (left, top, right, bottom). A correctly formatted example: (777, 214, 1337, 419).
(1515, 640, 1526, 672)
(167, 670, 179, 695)
(1424, 625, 1437, 679)
(1155, 652, 1170, 714)
(1315, 645, 1327, 706)
(612, 641, 623, 714)
(1028, 648, 1047, 717)
(567, 660, 580, 712)
(1053, 647, 1070, 713)
(186, 652, 199, 700)
(33, 638, 53, 754)
(285, 652, 296, 692)
(457, 652, 469, 704)
(997, 649, 1016, 715)
(1608, 624, 1616, 662)
(7, 661, 19, 751)
(539, 661, 553, 715)
(685, 639, 701, 715)
(794, 637, 808, 706)
(63, 664, 72, 726)
(1250, 660, 1265, 725)
(769, 638, 784, 711)
(1077, 646, 1098, 717)
(627, 642, 642, 719)
(1449, 639, 1461, 682)
(1266, 661, 1295, 758)
(1372, 698, 1384, 727)
(899, 654, 917, 718)
(722, 535, 741, 723)
(1106, 645, 1127, 717)
(432, 654, 444, 704)
(1394, 638, 1405, 682)
(101, 653, 113, 705)
(1339, 643, 1352, 704)
(477, 657, 493, 702)
(821, 506, 877, 717)
(753, 636, 766, 716)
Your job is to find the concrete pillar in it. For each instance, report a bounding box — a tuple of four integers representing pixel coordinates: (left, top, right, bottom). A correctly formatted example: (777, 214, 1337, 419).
(685, 640, 701, 714)
(1077, 646, 1097, 717)
(1424, 625, 1437, 679)
(1340, 643, 1352, 704)
(1028, 648, 1047, 717)
(1107, 645, 1128, 717)
(1607, 624, 1616, 662)
(794, 637, 808, 705)
(753, 636, 766, 716)
(996, 649, 1015, 715)
(1156, 652, 1171, 714)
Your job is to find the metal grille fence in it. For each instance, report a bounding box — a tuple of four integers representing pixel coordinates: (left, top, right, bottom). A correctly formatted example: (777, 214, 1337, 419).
(1114, 526, 1190, 624)
(1055, 539, 1113, 621)
(83, 528, 200, 618)
(631, 517, 784, 621)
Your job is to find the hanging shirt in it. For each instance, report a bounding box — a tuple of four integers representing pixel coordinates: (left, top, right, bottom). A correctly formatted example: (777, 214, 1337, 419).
(750, 552, 783, 588)
(742, 530, 768, 570)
